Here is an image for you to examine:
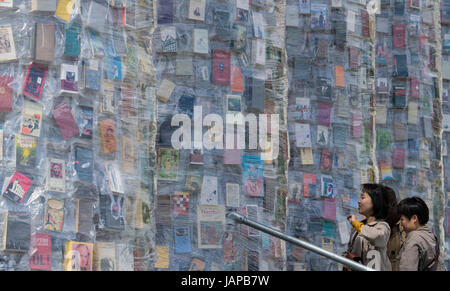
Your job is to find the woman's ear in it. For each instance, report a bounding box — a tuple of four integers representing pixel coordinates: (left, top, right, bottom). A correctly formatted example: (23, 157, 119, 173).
(411, 214, 418, 225)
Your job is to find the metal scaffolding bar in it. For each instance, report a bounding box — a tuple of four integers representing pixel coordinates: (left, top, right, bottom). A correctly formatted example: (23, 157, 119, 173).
(227, 212, 376, 271)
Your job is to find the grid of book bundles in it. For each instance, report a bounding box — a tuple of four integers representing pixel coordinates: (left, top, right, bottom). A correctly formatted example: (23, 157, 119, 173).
(0, 0, 157, 270)
(0, 0, 449, 272)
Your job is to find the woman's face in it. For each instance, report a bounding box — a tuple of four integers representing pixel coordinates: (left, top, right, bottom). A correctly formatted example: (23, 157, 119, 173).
(358, 191, 374, 217)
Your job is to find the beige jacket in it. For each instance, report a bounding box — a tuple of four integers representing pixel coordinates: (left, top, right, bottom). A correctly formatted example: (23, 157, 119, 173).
(347, 220, 392, 271)
(398, 226, 445, 271)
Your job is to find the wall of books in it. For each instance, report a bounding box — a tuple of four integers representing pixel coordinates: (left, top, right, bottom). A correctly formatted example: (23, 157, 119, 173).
(0, 0, 449, 271)
(0, 0, 157, 270)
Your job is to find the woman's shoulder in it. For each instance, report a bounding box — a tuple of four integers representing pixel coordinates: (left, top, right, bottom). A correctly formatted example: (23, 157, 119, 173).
(367, 219, 391, 229)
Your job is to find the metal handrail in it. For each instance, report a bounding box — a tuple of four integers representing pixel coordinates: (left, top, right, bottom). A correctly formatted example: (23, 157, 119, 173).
(227, 212, 376, 271)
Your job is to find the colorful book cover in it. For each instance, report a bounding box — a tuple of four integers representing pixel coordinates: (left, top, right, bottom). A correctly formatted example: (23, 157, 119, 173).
(311, 3, 327, 30)
(3, 171, 33, 203)
(189, 258, 205, 271)
(99, 119, 117, 154)
(83, 59, 101, 91)
(64, 241, 93, 271)
(88, 30, 105, 57)
(0, 25, 16, 62)
(393, 84, 406, 107)
(288, 181, 301, 204)
(99, 194, 125, 231)
(242, 155, 264, 197)
(393, 24, 406, 48)
(46, 158, 66, 193)
(317, 101, 332, 127)
(230, 66, 243, 93)
(15, 134, 37, 167)
(320, 149, 333, 173)
(22, 62, 47, 101)
(64, 22, 81, 57)
(231, 24, 247, 51)
(53, 102, 79, 140)
(321, 174, 334, 198)
(0, 76, 13, 112)
(174, 226, 192, 254)
(212, 50, 231, 85)
(44, 198, 64, 232)
(157, 147, 179, 181)
(160, 26, 177, 53)
(380, 160, 394, 181)
(334, 65, 345, 87)
(392, 148, 406, 169)
(197, 205, 225, 249)
(77, 106, 93, 139)
(20, 100, 43, 137)
(106, 56, 122, 81)
(55, 0, 75, 22)
(410, 78, 420, 98)
(74, 145, 93, 183)
(29, 233, 52, 270)
(173, 192, 190, 216)
(200, 176, 218, 205)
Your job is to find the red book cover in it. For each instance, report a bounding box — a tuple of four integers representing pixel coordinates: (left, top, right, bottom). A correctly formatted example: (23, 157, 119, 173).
(393, 24, 406, 48)
(53, 102, 79, 140)
(392, 148, 406, 169)
(30, 233, 52, 270)
(230, 66, 243, 93)
(3, 171, 33, 204)
(99, 119, 117, 154)
(0, 76, 13, 112)
(212, 50, 231, 85)
(22, 62, 48, 101)
(361, 10, 369, 37)
(410, 78, 420, 98)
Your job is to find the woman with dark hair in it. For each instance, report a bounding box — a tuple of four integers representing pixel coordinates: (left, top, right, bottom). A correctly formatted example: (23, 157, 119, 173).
(343, 184, 393, 271)
(383, 185, 405, 271)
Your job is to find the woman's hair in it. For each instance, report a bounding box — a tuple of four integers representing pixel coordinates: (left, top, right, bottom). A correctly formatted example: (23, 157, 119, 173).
(398, 196, 429, 225)
(361, 183, 398, 227)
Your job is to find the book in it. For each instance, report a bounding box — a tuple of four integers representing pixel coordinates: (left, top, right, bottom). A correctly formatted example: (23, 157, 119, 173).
(317, 125, 329, 146)
(31, 0, 57, 12)
(15, 134, 37, 167)
(252, 39, 265, 66)
(105, 162, 123, 194)
(0, 211, 30, 252)
(393, 24, 406, 48)
(0, 25, 16, 62)
(200, 176, 218, 205)
(0, 76, 12, 112)
(116, 242, 134, 271)
(392, 148, 406, 168)
(157, 0, 173, 24)
(174, 226, 192, 254)
(156, 79, 175, 103)
(226, 182, 240, 208)
(173, 191, 190, 216)
(29, 233, 51, 270)
(236, 0, 249, 22)
(334, 65, 345, 87)
(74, 200, 93, 235)
(0, 126, 2, 161)
(0, 0, 12, 7)
(160, 26, 177, 53)
(20, 100, 43, 137)
(82, 59, 101, 91)
(106, 56, 122, 81)
(53, 102, 79, 140)
(231, 24, 247, 52)
(135, 194, 151, 229)
(214, 9, 231, 36)
(64, 241, 93, 271)
(157, 147, 179, 181)
(410, 77, 420, 98)
(321, 174, 334, 198)
(212, 50, 231, 85)
(101, 80, 116, 114)
(99, 119, 117, 154)
(60, 63, 78, 94)
(295, 123, 312, 147)
(77, 106, 93, 139)
(299, 0, 310, 14)
(311, 3, 327, 30)
(188, 0, 206, 21)
(242, 155, 264, 197)
(64, 22, 81, 58)
(393, 54, 408, 77)
(320, 149, 333, 173)
(88, 30, 105, 58)
(317, 101, 332, 127)
(125, 42, 138, 79)
(3, 171, 33, 203)
(94, 242, 116, 271)
(74, 145, 93, 183)
(55, 0, 75, 22)
(22, 62, 47, 100)
(32, 23, 55, 63)
(193, 28, 208, 54)
(46, 158, 66, 193)
(86, 0, 108, 32)
(44, 198, 64, 232)
(99, 193, 125, 231)
(112, 29, 127, 56)
(393, 83, 406, 107)
(154, 246, 169, 269)
(197, 205, 225, 249)
(121, 136, 135, 174)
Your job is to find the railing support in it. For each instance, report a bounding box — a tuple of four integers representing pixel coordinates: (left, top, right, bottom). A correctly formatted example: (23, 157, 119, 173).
(227, 212, 376, 271)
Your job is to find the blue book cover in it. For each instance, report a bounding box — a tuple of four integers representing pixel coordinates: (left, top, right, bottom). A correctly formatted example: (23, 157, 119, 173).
(64, 23, 81, 57)
(84, 59, 101, 91)
(106, 56, 122, 81)
(88, 30, 105, 57)
(174, 226, 191, 254)
(242, 155, 264, 197)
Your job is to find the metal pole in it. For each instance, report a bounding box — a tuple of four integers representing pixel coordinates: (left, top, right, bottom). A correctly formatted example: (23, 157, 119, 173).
(227, 212, 375, 271)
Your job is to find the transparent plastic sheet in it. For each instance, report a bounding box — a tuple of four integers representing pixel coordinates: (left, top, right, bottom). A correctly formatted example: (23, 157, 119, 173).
(0, 0, 157, 270)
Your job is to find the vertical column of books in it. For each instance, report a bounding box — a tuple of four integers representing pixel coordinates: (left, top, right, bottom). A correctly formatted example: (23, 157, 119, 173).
(284, 0, 375, 270)
(153, 0, 289, 271)
(374, 0, 441, 237)
(0, 0, 157, 270)
(440, 0, 450, 270)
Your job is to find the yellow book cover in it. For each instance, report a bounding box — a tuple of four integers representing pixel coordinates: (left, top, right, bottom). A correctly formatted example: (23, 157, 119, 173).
(64, 241, 93, 271)
(55, 0, 75, 22)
